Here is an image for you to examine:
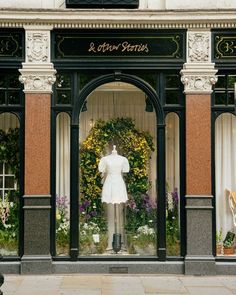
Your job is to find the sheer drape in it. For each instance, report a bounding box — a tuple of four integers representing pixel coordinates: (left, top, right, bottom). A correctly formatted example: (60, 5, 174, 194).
(0, 113, 19, 131)
(215, 113, 236, 238)
(56, 113, 70, 199)
(165, 113, 180, 193)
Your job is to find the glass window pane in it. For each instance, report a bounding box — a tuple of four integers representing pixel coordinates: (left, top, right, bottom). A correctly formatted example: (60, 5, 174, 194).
(165, 90, 179, 104)
(56, 90, 71, 104)
(56, 73, 71, 89)
(56, 113, 71, 256)
(0, 90, 6, 105)
(228, 76, 236, 88)
(4, 164, 11, 174)
(8, 74, 21, 88)
(0, 177, 3, 187)
(165, 113, 180, 256)
(215, 114, 236, 257)
(228, 92, 234, 105)
(215, 75, 226, 89)
(0, 163, 3, 174)
(8, 91, 20, 105)
(5, 176, 15, 188)
(215, 92, 226, 105)
(79, 82, 157, 256)
(166, 75, 179, 88)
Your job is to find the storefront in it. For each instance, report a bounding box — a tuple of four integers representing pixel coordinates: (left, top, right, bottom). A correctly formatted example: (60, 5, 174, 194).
(0, 7, 235, 275)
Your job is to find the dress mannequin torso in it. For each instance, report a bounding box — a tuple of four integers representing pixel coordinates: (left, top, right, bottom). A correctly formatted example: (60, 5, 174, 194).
(98, 146, 130, 204)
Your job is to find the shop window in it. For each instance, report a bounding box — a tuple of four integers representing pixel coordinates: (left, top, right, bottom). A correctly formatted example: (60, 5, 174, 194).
(55, 73, 72, 105)
(214, 75, 236, 105)
(165, 113, 180, 256)
(56, 112, 71, 256)
(165, 75, 182, 105)
(0, 113, 20, 256)
(0, 73, 21, 105)
(79, 82, 157, 256)
(215, 113, 236, 256)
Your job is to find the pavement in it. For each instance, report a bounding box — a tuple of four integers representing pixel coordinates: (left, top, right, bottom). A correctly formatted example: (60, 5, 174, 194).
(2, 274, 236, 295)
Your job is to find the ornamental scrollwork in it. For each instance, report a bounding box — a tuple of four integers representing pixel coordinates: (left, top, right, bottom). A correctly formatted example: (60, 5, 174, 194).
(19, 74, 56, 93)
(188, 32, 210, 63)
(181, 74, 218, 93)
(26, 32, 49, 63)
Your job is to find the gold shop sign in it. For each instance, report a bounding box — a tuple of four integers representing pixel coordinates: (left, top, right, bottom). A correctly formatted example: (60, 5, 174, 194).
(54, 31, 184, 60)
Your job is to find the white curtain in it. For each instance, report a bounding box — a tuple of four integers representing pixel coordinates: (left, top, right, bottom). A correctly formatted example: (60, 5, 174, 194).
(0, 113, 19, 131)
(215, 113, 236, 239)
(165, 113, 180, 193)
(56, 113, 70, 199)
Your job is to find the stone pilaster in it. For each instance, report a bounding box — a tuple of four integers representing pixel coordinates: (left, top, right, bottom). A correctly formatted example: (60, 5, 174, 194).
(19, 25, 56, 274)
(181, 30, 217, 275)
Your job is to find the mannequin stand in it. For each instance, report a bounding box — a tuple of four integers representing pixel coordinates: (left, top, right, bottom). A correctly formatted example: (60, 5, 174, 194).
(112, 203, 122, 253)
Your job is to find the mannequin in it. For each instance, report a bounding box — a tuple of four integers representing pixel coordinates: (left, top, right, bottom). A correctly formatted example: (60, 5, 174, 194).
(98, 145, 130, 252)
(98, 145, 130, 204)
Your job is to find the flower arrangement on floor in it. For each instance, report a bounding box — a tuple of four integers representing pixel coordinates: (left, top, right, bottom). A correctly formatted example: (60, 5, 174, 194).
(79, 221, 108, 255)
(166, 187, 180, 256)
(56, 195, 70, 255)
(0, 191, 19, 255)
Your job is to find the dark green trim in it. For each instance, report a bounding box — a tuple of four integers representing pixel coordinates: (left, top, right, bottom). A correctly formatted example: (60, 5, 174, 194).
(70, 124, 79, 260)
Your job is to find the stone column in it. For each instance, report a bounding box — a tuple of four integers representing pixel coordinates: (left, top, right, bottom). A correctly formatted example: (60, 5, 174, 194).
(180, 30, 217, 275)
(19, 26, 56, 274)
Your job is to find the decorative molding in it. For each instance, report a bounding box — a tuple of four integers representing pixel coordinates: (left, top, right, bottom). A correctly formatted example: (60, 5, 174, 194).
(19, 67, 56, 93)
(19, 26, 56, 93)
(26, 31, 49, 63)
(188, 32, 210, 63)
(180, 68, 218, 94)
(181, 30, 217, 94)
(1, 9, 236, 29)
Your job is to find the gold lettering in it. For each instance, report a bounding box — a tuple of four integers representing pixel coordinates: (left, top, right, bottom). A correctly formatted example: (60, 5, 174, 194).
(88, 42, 96, 53)
(88, 41, 149, 54)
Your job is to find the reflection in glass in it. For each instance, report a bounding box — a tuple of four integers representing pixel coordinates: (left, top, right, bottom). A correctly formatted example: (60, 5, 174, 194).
(165, 113, 180, 256)
(215, 113, 236, 256)
(79, 82, 157, 256)
(56, 112, 71, 256)
(0, 113, 20, 256)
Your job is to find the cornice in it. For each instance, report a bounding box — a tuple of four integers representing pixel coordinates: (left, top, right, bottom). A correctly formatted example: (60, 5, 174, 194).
(0, 8, 236, 29)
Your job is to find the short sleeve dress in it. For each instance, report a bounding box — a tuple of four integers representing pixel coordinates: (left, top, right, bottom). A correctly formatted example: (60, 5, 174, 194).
(98, 154, 130, 204)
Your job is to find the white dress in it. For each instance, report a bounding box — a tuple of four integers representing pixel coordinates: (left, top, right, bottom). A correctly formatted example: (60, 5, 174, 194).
(98, 154, 130, 204)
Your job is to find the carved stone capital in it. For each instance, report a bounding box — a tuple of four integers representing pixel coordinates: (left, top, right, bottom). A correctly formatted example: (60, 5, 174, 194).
(26, 31, 49, 63)
(188, 31, 210, 63)
(181, 74, 218, 94)
(19, 67, 56, 93)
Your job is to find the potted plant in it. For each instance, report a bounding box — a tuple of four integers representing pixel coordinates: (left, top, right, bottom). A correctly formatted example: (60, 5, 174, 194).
(223, 231, 235, 255)
(216, 228, 223, 255)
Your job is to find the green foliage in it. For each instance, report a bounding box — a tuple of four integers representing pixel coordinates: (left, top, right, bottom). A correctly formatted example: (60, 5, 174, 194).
(0, 128, 20, 183)
(223, 231, 235, 248)
(0, 191, 19, 252)
(79, 117, 154, 227)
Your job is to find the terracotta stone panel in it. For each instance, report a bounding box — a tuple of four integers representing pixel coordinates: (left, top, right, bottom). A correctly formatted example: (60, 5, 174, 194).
(186, 94, 211, 195)
(25, 93, 51, 195)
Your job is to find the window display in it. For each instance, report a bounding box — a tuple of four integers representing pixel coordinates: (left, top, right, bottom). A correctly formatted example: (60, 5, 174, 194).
(0, 113, 20, 256)
(79, 82, 157, 255)
(215, 113, 236, 256)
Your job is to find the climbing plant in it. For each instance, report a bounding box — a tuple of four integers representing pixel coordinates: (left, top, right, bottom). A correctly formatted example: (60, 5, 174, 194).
(79, 117, 155, 228)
